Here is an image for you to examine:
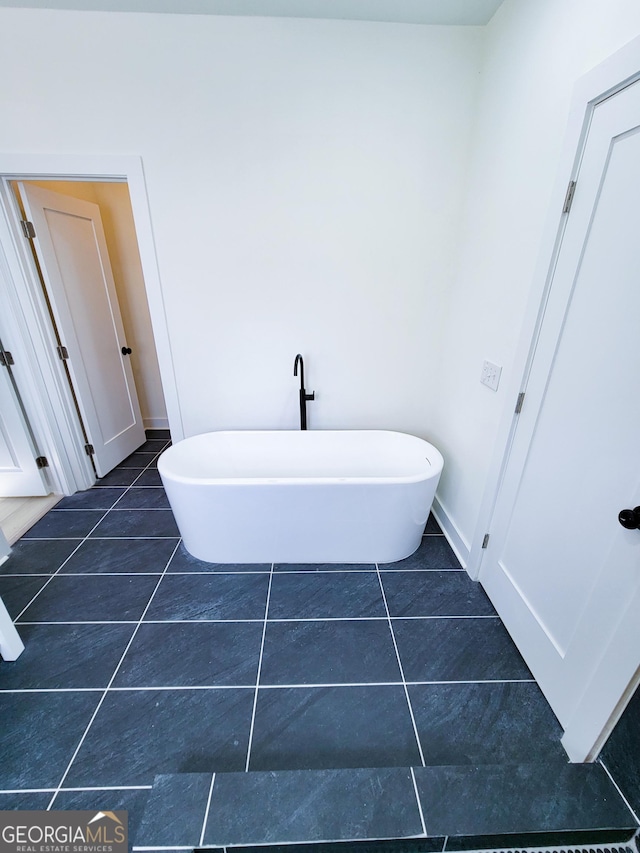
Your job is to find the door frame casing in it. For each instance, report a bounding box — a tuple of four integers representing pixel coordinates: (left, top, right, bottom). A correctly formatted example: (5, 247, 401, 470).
(468, 35, 640, 581)
(0, 195, 84, 495)
(0, 154, 182, 495)
(467, 36, 640, 761)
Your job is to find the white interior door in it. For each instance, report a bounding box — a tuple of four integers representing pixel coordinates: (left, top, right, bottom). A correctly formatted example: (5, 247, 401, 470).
(17, 183, 145, 477)
(480, 79, 640, 762)
(0, 344, 48, 497)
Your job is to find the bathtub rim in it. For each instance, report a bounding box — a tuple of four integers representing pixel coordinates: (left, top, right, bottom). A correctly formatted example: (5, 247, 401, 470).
(157, 428, 444, 488)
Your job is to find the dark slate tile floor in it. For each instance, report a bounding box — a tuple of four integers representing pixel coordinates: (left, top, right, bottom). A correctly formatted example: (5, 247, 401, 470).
(0, 430, 636, 849)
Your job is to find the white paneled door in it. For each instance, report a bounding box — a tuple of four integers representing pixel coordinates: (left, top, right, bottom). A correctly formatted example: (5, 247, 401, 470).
(0, 344, 48, 496)
(480, 80, 640, 761)
(18, 184, 145, 477)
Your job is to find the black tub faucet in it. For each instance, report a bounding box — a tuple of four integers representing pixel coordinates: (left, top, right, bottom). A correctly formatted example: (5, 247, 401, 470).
(293, 354, 315, 430)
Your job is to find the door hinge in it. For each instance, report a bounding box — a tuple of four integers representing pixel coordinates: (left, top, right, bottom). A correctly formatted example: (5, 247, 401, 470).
(482, 533, 490, 549)
(21, 220, 36, 239)
(562, 180, 576, 214)
(515, 392, 525, 414)
(0, 350, 15, 367)
(57, 345, 69, 360)
(85, 443, 95, 456)
(35, 456, 49, 469)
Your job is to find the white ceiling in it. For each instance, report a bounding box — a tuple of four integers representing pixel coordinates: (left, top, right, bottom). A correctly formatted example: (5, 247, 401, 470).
(0, 0, 504, 25)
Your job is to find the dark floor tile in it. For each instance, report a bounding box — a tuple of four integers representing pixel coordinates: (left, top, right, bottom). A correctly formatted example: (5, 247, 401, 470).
(61, 538, 177, 574)
(260, 620, 401, 685)
(233, 841, 446, 853)
(145, 574, 269, 621)
(55, 488, 126, 510)
(145, 429, 170, 440)
(424, 514, 442, 535)
(268, 573, 386, 619)
(134, 774, 212, 847)
(0, 792, 52, 809)
(413, 764, 636, 837)
(23, 510, 105, 539)
(138, 430, 171, 446)
(135, 848, 184, 852)
(96, 468, 141, 487)
(0, 691, 100, 789)
(90, 509, 179, 538)
(114, 622, 263, 687)
(0, 540, 81, 575)
(19, 575, 158, 622)
(139, 439, 170, 452)
(408, 682, 565, 765)
(274, 563, 377, 573)
(0, 623, 135, 689)
(0, 575, 51, 619)
(167, 542, 270, 573)
(249, 686, 421, 771)
(120, 451, 157, 468)
(65, 689, 253, 786)
(135, 469, 163, 486)
(53, 787, 150, 842)
(204, 767, 423, 846)
(116, 488, 171, 510)
(380, 572, 495, 617)
(600, 684, 640, 817)
(380, 538, 460, 570)
(393, 617, 532, 682)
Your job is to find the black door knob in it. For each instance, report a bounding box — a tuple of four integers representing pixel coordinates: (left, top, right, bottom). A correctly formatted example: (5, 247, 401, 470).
(618, 506, 640, 530)
(121, 346, 132, 355)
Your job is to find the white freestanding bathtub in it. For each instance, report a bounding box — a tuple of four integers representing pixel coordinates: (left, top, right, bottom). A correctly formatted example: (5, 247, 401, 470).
(158, 430, 443, 564)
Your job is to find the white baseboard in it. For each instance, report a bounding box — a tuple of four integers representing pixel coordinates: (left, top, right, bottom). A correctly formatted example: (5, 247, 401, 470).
(431, 494, 471, 572)
(144, 417, 169, 430)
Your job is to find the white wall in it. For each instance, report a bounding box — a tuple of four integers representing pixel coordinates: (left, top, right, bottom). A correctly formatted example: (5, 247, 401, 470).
(430, 0, 640, 557)
(22, 180, 168, 430)
(0, 8, 482, 439)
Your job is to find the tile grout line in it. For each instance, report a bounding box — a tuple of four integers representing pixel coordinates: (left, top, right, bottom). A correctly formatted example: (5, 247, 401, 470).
(598, 757, 640, 825)
(199, 773, 216, 847)
(13, 443, 171, 621)
(0, 677, 539, 694)
(95, 441, 170, 495)
(410, 766, 427, 837)
(0, 785, 153, 795)
(9, 564, 461, 571)
(92, 485, 166, 489)
(244, 563, 274, 772)
(55, 507, 169, 512)
(21, 537, 179, 541)
(375, 564, 426, 767)
(14, 615, 502, 624)
(46, 537, 182, 810)
(14, 508, 119, 620)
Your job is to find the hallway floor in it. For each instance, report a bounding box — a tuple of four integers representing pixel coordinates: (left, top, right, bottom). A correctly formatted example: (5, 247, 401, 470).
(0, 432, 636, 850)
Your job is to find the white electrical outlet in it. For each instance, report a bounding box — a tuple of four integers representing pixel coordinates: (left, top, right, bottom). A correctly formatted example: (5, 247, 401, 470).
(480, 360, 502, 391)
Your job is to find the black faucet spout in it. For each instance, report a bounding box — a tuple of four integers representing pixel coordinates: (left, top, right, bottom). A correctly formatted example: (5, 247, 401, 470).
(293, 354, 314, 430)
(294, 353, 304, 388)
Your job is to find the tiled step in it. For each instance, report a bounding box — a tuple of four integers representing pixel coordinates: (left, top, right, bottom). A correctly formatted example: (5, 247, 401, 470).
(132, 764, 638, 851)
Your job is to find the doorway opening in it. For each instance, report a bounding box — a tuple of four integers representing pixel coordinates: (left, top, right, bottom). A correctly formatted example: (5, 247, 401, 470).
(0, 329, 60, 542)
(0, 156, 176, 510)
